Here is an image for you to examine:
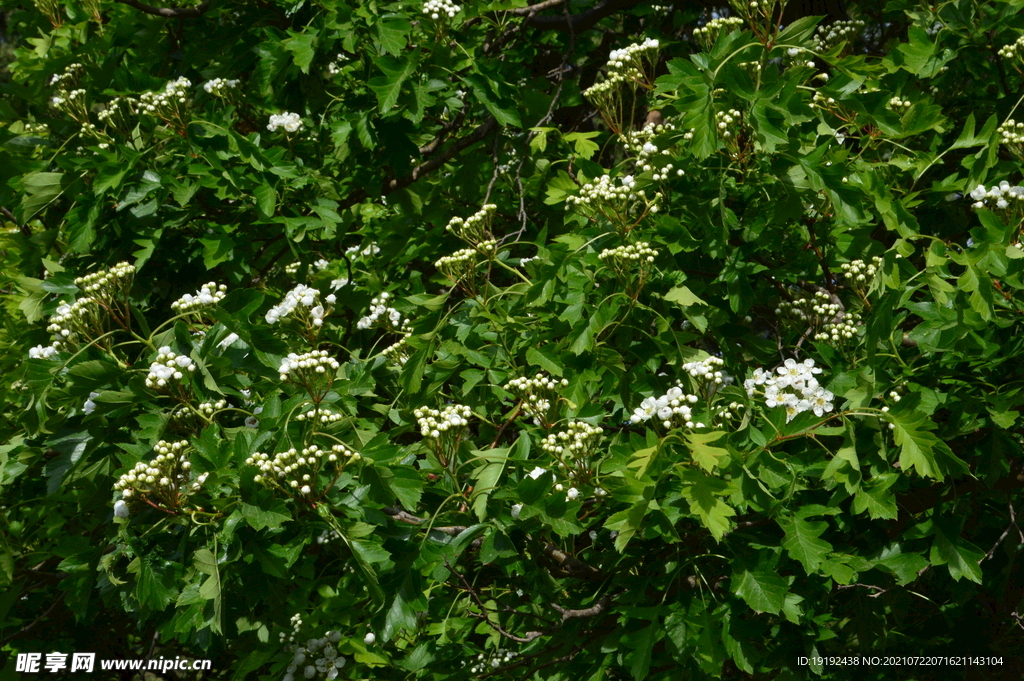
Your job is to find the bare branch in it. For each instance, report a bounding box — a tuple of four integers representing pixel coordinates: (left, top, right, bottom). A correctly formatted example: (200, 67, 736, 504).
(115, 0, 210, 18)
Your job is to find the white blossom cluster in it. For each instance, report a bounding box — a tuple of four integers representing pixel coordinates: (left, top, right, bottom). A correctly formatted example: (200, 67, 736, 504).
(446, 204, 496, 246)
(968, 181, 1024, 211)
(356, 292, 410, 333)
(692, 16, 744, 49)
(505, 372, 568, 424)
(293, 405, 344, 424)
(146, 346, 196, 389)
(997, 34, 1024, 60)
(681, 356, 730, 386)
(268, 112, 303, 133)
(839, 256, 881, 283)
(630, 387, 704, 429)
(423, 0, 460, 20)
(266, 284, 334, 326)
(812, 19, 865, 52)
(414, 404, 472, 438)
(171, 282, 227, 314)
(114, 440, 207, 506)
(139, 77, 192, 122)
(279, 349, 340, 385)
(247, 443, 357, 495)
(203, 77, 240, 97)
(744, 358, 834, 422)
(466, 649, 516, 674)
(282, 629, 347, 681)
(887, 96, 912, 112)
(316, 528, 341, 544)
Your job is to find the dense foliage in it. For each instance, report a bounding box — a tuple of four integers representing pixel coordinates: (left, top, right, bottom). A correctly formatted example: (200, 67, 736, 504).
(3, 0, 1024, 678)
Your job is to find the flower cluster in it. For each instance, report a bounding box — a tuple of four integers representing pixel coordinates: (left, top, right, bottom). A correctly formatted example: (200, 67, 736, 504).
(146, 346, 197, 390)
(465, 649, 517, 674)
(114, 440, 206, 509)
(541, 421, 604, 495)
(598, 241, 657, 296)
(446, 204, 496, 247)
(997, 34, 1024, 61)
(997, 120, 1024, 160)
(565, 174, 664, 235)
(171, 282, 227, 314)
(356, 292, 410, 334)
(505, 373, 568, 426)
(382, 335, 412, 366)
(692, 16, 744, 50)
(744, 358, 834, 422)
(887, 96, 912, 112)
(812, 19, 864, 53)
(423, 0, 460, 20)
(139, 77, 192, 132)
(839, 256, 881, 284)
(268, 112, 303, 133)
(293, 405, 344, 424)
(968, 181, 1024, 212)
(414, 404, 472, 465)
(266, 284, 334, 327)
(282, 628, 347, 681)
(203, 77, 240, 97)
(279, 350, 340, 400)
(247, 443, 357, 497)
(631, 387, 704, 429)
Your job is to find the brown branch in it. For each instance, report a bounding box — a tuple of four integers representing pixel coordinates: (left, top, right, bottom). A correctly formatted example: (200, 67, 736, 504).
(115, 0, 210, 18)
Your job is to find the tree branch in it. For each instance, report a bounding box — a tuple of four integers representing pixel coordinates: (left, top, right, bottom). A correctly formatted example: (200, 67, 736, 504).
(115, 0, 210, 18)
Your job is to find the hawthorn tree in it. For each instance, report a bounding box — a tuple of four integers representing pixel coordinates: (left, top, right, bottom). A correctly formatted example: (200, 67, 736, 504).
(2, 0, 1024, 679)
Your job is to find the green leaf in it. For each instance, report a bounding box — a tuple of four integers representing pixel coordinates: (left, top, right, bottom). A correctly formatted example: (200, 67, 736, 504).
(779, 515, 832, 574)
(732, 567, 788, 614)
(282, 31, 317, 73)
(685, 430, 729, 472)
(930, 520, 983, 583)
(369, 53, 420, 113)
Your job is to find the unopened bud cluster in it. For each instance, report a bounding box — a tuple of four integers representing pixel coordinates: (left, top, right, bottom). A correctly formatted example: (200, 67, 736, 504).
(812, 19, 864, 52)
(692, 17, 744, 50)
(114, 440, 206, 506)
(631, 386, 704, 429)
(887, 96, 912, 112)
(356, 292, 410, 333)
(446, 204, 496, 246)
(423, 0, 460, 20)
(744, 358, 834, 422)
(682, 356, 732, 387)
(139, 77, 192, 131)
(172, 282, 227, 313)
(414, 404, 472, 438)
(839, 256, 881, 283)
(146, 346, 196, 389)
(247, 443, 357, 496)
(282, 628, 347, 681)
(294, 405, 344, 424)
(998, 34, 1024, 61)
(505, 373, 568, 425)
